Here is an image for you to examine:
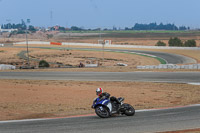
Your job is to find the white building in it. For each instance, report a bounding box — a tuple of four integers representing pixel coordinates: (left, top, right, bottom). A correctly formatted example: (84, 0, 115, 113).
(0, 26, 18, 33)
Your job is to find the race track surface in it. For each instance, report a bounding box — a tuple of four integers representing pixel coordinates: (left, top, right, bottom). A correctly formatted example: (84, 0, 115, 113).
(0, 71, 200, 83)
(0, 105, 200, 133)
(86, 48, 196, 64)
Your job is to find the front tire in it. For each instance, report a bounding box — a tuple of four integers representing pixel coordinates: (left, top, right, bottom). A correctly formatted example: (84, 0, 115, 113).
(95, 106, 110, 118)
(124, 104, 135, 116)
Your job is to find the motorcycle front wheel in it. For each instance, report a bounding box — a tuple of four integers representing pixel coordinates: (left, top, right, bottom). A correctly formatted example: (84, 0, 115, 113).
(124, 104, 135, 116)
(95, 106, 110, 118)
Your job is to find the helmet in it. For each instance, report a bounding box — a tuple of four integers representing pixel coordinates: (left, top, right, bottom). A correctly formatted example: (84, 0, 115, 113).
(96, 88, 103, 96)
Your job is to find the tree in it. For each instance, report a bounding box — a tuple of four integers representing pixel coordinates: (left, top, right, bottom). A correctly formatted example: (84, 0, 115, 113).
(179, 26, 187, 30)
(58, 26, 66, 31)
(28, 25, 36, 33)
(71, 26, 83, 31)
(132, 22, 181, 30)
(168, 37, 183, 47)
(156, 41, 166, 46)
(184, 39, 196, 47)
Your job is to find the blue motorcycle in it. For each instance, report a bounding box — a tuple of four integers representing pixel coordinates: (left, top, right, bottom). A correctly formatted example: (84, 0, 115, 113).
(92, 97, 135, 118)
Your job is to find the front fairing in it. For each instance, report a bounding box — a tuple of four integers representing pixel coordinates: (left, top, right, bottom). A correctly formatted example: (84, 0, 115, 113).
(92, 97, 112, 112)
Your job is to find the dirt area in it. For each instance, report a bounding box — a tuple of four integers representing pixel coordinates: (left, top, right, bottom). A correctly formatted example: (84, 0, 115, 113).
(159, 128, 200, 133)
(1, 45, 200, 72)
(0, 46, 160, 68)
(0, 47, 24, 65)
(0, 79, 200, 121)
(30, 47, 160, 67)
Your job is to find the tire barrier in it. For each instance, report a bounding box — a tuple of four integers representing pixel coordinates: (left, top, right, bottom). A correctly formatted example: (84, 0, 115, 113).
(0, 64, 16, 70)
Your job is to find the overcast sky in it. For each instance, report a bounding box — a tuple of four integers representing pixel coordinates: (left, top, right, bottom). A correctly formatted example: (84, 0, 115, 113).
(0, 0, 199, 29)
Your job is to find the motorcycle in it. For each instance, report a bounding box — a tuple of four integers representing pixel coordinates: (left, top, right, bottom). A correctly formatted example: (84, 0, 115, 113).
(92, 96, 135, 118)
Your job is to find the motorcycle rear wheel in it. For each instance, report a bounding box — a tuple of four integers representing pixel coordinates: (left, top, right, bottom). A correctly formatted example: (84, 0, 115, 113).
(95, 106, 110, 118)
(124, 104, 135, 116)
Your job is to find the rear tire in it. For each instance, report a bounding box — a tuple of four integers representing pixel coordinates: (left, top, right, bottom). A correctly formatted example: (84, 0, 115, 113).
(124, 104, 135, 116)
(95, 106, 110, 118)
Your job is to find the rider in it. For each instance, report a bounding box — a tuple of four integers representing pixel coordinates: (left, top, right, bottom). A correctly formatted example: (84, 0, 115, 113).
(96, 88, 120, 104)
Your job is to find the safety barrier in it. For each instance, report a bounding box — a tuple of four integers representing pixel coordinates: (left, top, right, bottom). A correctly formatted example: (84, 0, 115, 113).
(13, 41, 50, 45)
(13, 41, 200, 50)
(137, 64, 200, 69)
(0, 64, 16, 70)
(50, 42, 62, 45)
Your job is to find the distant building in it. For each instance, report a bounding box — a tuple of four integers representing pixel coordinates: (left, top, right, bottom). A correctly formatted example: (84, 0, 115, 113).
(54, 25, 60, 30)
(0, 27, 18, 33)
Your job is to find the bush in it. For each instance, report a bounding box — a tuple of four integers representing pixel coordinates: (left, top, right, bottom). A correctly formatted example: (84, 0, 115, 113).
(47, 34, 53, 39)
(39, 60, 50, 68)
(156, 41, 166, 46)
(168, 37, 183, 47)
(17, 30, 26, 34)
(184, 39, 196, 47)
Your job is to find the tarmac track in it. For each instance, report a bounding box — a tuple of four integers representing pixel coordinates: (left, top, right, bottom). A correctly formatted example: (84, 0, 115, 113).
(0, 105, 200, 133)
(0, 71, 200, 83)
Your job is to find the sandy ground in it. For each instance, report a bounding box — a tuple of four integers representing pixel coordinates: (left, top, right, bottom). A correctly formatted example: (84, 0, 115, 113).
(0, 79, 200, 120)
(159, 128, 200, 133)
(0, 46, 160, 68)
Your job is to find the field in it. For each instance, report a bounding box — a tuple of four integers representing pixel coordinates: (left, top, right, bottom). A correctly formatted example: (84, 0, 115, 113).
(1, 30, 200, 46)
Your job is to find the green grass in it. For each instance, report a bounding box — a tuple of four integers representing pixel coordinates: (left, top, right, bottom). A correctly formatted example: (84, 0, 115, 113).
(61, 30, 200, 34)
(0, 50, 4, 53)
(59, 30, 200, 39)
(154, 57, 167, 64)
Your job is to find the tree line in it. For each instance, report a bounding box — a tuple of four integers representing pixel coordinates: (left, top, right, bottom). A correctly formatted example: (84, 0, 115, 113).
(1, 19, 36, 33)
(156, 37, 197, 47)
(130, 23, 190, 31)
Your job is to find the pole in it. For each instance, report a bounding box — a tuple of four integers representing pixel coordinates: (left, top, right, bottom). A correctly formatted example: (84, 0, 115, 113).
(26, 26, 30, 66)
(102, 42, 104, 65)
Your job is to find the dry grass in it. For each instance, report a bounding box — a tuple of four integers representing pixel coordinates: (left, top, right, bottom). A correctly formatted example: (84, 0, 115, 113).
(1, 45, 160, 68)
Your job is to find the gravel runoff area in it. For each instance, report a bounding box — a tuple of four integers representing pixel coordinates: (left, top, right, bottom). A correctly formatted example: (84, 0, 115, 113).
(0, 79, 200, 121)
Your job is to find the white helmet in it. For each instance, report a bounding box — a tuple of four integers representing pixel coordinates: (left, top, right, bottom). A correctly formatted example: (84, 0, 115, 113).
(96, 88, 103, 96)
